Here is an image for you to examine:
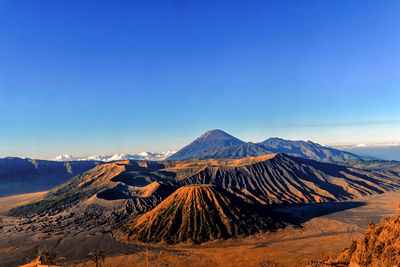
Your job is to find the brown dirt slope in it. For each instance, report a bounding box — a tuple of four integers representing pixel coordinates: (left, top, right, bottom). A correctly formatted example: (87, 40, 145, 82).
(117, 185, 282, 244)
(328, 215, 400, 266)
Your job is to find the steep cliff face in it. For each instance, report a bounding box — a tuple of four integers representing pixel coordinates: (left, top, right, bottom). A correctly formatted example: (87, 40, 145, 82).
(117, 185, 281, 243)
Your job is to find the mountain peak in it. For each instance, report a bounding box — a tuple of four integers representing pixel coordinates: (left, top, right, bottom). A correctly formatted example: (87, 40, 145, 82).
(196, 129, 243, 143)
(201, 129, 226, 136)
(167, 130, 244, 160)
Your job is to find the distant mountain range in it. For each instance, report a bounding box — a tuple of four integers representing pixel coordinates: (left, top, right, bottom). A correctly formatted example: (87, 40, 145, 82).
(48, 151, 176, 162)
(46, 130, 373, 163)
(47, 130, 370, 163)
(1, 130, 394, 198)
(167, 129, 364, 162)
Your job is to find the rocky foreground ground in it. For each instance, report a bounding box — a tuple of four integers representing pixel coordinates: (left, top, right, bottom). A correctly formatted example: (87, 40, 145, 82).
(2, 190, 400, 266)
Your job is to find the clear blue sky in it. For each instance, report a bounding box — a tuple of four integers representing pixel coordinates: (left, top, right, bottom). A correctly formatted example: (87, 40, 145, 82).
(1, 0, 399, 158)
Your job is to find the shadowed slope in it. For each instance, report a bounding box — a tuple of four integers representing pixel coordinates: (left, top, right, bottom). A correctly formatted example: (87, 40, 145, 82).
(207, 142, 274, 159)
(179, 154, 400, 205)
(259, 137, 361, 162)
(117, 185, 282, 243)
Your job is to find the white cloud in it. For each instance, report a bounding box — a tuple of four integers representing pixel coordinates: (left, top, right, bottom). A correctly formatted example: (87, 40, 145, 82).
(355, 143, 366, 147)
(47, 151, 177, 162)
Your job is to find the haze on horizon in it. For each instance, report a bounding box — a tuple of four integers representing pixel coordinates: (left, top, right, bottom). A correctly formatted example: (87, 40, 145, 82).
(1, 0, 399, 159)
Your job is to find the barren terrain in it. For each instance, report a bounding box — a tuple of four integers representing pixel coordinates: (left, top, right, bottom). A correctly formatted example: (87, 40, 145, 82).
(2, 155, 400, 266)
(2, 190, 400, 266)
(83, 191, 400, 267)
